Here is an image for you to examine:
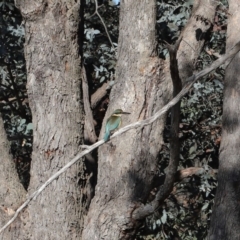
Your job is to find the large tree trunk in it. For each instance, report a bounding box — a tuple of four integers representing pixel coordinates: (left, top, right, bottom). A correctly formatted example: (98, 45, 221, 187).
(12, 1, 86, 239)
(82, 0, 217, 239)
(207, 1, 240, 239)
(0, 115, 26, 239)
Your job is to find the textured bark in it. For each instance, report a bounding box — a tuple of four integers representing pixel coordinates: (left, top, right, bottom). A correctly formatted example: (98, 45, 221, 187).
(13, 1, 86, 239)
(207, 1, 240, 239)
(82, 0, 217, 239)
(0, 116, 26, 239)
(178, 0, 217, 84)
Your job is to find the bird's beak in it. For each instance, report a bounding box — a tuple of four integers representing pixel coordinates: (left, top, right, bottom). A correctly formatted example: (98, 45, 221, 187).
(122, 111, 131, 115)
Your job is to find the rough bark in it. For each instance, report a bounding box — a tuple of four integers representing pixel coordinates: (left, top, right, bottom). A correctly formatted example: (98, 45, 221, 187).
(207, 1, 240, 239)
(0, 116, 26, 239)
(82, 0, 217, 239)
(178, 0, 216, 84)
(13, 1, 86, 239)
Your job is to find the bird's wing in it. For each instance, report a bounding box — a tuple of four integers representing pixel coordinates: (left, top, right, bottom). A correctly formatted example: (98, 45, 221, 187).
(107, 116, 121, 132)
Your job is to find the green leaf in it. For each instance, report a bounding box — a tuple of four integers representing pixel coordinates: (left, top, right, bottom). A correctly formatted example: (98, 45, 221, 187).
(189, 142, 197, 154)
(201, 202, 209, 211)
(161, 209, 167, 224)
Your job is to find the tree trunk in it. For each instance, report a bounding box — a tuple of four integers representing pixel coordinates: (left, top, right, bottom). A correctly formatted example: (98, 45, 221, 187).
(12, 1, 86, 239)
(82, 0, 217, 239)
(0, 115, 26, 239)
(207, 1, 240, 239)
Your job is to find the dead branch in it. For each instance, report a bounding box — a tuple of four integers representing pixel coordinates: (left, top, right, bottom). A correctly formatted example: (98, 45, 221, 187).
(91, 81, 109, 109)
(82, 66, 98, 143)
(164, 37, 183, 216)
(176, 167, 217, 181)
(87, 0, 115, 49)
(1, 41, 240, 233)
(149, 167, 217, 202)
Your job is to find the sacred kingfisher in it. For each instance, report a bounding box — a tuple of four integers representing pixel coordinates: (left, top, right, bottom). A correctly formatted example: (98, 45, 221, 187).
(104, 109, 130, 141)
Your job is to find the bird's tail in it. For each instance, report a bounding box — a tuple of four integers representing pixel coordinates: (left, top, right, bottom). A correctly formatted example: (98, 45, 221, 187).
(104, 129, 110, 141)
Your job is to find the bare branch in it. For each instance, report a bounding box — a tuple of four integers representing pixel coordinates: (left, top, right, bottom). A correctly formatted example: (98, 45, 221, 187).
(158, 37, 183, 222)
(176, 167, 217, 181)
(1, 41, 240, 233)
(82, 66, 98, 143)
(151, 167, 217, 192)
(87, 0, 115, 49)
(87, 0, 102, 19)
(91, 82, 109, 109)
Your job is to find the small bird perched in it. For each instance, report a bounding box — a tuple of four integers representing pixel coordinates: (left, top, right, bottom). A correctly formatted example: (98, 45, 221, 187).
(104, 109, 130, 141)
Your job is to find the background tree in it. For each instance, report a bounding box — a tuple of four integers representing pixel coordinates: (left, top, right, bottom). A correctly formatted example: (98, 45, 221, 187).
(207, 0, 240, 239)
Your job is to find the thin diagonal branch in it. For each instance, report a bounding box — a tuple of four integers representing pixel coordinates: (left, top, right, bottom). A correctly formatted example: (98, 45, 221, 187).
(1, 41, 240, 233)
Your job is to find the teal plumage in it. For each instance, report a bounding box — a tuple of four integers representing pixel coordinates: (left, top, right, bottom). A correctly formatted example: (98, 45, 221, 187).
(104, 116, 121, 141)
(103, 109, 130, 141)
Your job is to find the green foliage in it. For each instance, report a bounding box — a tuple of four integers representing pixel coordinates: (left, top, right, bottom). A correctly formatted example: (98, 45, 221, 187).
(83, 0, 119, 89)
(156, 0, 193, 58)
